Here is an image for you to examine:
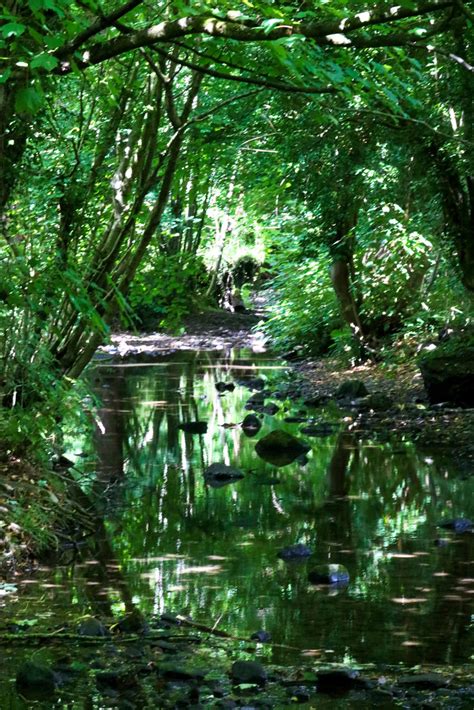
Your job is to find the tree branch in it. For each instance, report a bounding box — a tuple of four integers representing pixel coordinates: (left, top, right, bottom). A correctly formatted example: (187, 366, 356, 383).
(54, 2, 455, 72)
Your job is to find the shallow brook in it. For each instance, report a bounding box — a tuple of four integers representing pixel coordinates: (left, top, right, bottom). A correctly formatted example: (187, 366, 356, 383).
(1, 349, 473, 704)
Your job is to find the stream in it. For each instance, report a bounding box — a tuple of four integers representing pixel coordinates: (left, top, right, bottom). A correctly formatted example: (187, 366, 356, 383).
(1, 348, 473, 705)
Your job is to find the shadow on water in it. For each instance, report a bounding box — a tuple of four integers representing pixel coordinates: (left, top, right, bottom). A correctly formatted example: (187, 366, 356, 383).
(1, 348, 474, 693)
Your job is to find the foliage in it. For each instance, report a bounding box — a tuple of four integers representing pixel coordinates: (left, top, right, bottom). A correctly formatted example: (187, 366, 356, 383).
(127, 254, 210, 331)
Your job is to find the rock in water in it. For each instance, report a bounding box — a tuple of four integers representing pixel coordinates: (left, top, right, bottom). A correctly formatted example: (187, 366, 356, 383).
(204, 463, 244, 488)
(335, 380, 369, 399)
(397, 673, 448, 689)
(178, 421, 207, 434)
(308, 564, 350, 585)
(245, 392, 265, 411)
(78, 616, 108, 637)
(216, 381, 235, 393)
(255, 430, 310, 466)
(241, 413, 261, 436)
(277, 543, 312, 560)
(16, 661, 56, 698)
(262, 402, 280, 415)
(231, 660, 267, 685)
(438, 518, 473, 532)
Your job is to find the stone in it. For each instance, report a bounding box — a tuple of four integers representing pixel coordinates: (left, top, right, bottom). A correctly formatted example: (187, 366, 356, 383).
(241, 414, 261, 436)
(308, 564, 350, 585)
(115, 610, 148, 634)
(250, 630, 271, 642)
(231, 660, 267, 686)
(284, 416, 308, 423)
(300, 423, 338, 437)
(216, 382, 235, 393)
(316, 669, 371, 693)
(246, 377, 266, 391)
(78, 617, 109, 637)
(419, 344, 474, 407)
(335, 380, 369, 399)
(16, 661, 56, 698)
(245, 392, 265, 410)
(178, 421, 208, 434)
(358, 392, 393, 411)
(397, 673, 448, 689)
(262, 403, 280, 416)
(255, 431, 310, 467)
(277, 543, 312, 560)
(204, 463, 244, 488)
(438, 518, 473, 532)
(304, 395, 330, 407)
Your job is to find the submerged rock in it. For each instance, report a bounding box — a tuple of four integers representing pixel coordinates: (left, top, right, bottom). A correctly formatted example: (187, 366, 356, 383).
(277, 543, 312, 560)
(255, 430, 310, 467)
(308, 564, 350, 586)
(16, 661, 56, 698)
(231, 660, 267, 685)
(96, 670, 138, 689)
(335, 380, 369, 399)
(115, 609, 148, 634)
(241, 413, 262, 436)
(178, 421, 208, 434)
(284, 416, 308, 423)
(438, 518, 473, 532)
(204, 463, 244, 487)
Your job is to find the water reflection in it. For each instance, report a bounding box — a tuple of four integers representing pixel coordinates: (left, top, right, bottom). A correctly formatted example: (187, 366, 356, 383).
(3, 350, 474, 669)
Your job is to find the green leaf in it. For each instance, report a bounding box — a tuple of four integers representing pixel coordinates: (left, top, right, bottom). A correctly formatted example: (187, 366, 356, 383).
(15, 87, 43, 114)
(1, 22, 26, 38)
(30, 53, 59, 71)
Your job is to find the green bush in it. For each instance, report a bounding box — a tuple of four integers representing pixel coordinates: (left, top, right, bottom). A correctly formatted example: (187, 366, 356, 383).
(126, 254, 209, 331)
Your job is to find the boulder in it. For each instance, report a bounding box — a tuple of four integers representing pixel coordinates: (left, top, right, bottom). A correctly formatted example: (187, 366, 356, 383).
(255, 431, 310, 466)
(241, 414, 261, 436)
(278, 543, 312, 561)
(231, 660, 267, 685)
(204, 463, 244, 488)
(115, 609, 148, 634)
(419, 344, 474, 406)
(308, 564, 350, 586)
(245, 392, 265, 411)
(78, 616, 108, 637)
(335, 380, 369, 399)
(16, 661, 56, 698)
(178, 421, 208, 434)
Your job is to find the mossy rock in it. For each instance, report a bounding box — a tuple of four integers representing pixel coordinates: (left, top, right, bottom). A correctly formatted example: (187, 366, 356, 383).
(335, 379, 369, 399)
(419, 343, 474, 407)
(255, 430, 310, 467)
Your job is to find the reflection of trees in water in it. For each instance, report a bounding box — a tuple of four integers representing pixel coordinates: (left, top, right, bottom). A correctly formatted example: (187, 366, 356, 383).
(64, 353, 474, 666)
